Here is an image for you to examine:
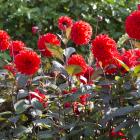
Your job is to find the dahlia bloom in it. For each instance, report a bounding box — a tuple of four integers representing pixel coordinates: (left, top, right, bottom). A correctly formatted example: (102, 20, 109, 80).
(29, 89, 47, 107)
(110, 129, 126, 140)
(71, 20, 92, 45)
(9, 40, 25, 57)
(37, 33, 61, 57)
(122, 49, 140, 68)
(67, 54, 87, 76)
(125, 10, 140, 40)
(0, 30, 10, 51)
(72, 102, 81, 115)
(91, 34, 122, 74)
(64, 102, 71, 108)
(58, 16, 73, 31)
(79, 93, 90, 105)
(14, 50, 41, 75)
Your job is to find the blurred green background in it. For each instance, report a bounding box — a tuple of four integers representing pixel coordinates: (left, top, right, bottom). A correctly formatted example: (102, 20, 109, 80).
(0, 0, 139, 47)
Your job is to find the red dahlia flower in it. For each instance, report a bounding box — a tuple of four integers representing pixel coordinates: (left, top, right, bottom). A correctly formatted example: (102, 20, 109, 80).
(64, 102, 71, 108)
(125, 10, 140, 40)
(14, 50, 41, 75)
(58, 16, 73, 31)
(73, 102, 81, 115)
(9, 40, 25, 57)
(29, 89, 47, 107)
(0, 30, 10, 51)
(79, 93, 90, 105)
(71, 20, 92, 45)
(110, 129, 126, 140)
(67, 54, 87, 76)
(122, 49, 140, 68)
(37, 33, 61, 57)
(91, 34, 122, 74)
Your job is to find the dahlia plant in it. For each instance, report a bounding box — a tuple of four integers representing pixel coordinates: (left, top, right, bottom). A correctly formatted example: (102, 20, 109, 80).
(1, 6, 140, 140)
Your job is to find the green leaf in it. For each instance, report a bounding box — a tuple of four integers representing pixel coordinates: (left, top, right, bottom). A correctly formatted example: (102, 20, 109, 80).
(134, 65, 140, 74)
(98, 136, 110, 140)
(115, 58, 130, 72)
(115, 76, 120, 81)
(101, 106, 140, 126)
(19, 114, 28, 122)
(31, 98, 44, 110)
(0, 131, 7, 140)
(33, 118, 52, 126)
(3, 52, 11, 61)
(52, 61, 68, 76)
(64, 47, 76, 61)
(106, 0, 115, 4)
(12, 126, 31, 138)
(0, 111, 12, 117)
(14, 100, 30, 114)
(0, 59, 7, 68)
(0, 98, 6, 103)
(131, 124, 140, 140)
(16, 74, 29, 88)
(114, 120, 134, 132)
(47, 44, 63, 60)
(38, 130, 54, 139)
(17, 90, 28, 100)
(65, 65, 82, 75)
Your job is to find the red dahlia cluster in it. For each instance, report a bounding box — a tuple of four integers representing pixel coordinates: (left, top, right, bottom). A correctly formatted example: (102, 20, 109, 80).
(58, 16, 73, 31)
(38, 33, 61, 57)
(122, 49, 140, 68)
(9, 40, 25, 57)
(0, 30, 10, 51)
(67, 54, 87, 76)
(14, 50, 41, 75)
(91, 34, 122, 74)
(125, 10, 140, 40)
(71, 20, 92, 45)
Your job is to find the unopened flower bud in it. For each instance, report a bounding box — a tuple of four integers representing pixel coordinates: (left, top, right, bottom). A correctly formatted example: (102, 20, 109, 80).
(32, 26, 39, 35)
(97, 15, 103, 21)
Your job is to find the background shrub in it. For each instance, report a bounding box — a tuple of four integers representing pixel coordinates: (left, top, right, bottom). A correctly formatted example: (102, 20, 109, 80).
(0, 0, 138, 47)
